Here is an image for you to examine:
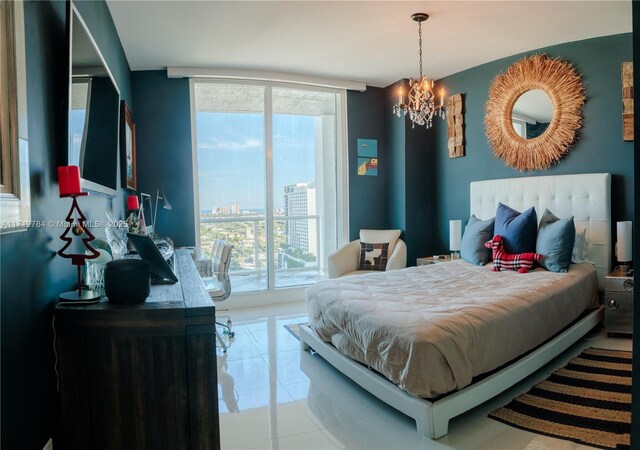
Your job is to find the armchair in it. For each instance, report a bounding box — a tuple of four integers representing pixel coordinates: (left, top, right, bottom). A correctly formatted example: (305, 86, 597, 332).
(328, 229, 407, 278)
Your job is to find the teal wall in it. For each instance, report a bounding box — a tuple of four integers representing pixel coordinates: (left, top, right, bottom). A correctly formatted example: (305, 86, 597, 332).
(132, 71, 194, 246)
(386, 80, 407, 235)
(74, 0, 133, 107)
(434, 34, 634, 256)
(385, 79, 438, 265)
(1, 1, 132, 448)
(346, 87, 390, 238)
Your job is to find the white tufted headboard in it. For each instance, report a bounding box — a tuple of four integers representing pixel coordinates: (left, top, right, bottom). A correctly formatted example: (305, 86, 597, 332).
(470, 173, 611, 289)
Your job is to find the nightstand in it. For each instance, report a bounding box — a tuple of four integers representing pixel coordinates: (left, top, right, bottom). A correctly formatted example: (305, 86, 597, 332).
(604, 268, 633, 335)
(417, 255, 454, 266)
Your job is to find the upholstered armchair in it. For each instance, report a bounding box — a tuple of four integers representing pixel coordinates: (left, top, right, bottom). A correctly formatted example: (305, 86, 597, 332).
(328, 229, 407, 278)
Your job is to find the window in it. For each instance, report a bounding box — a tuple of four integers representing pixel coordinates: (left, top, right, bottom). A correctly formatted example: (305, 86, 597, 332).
(512, 118, 527, 139)
(0, 0, 29, 233)
(192, 81, 347, 293)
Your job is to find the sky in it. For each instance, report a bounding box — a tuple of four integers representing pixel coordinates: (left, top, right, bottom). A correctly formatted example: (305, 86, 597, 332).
(196, 112, 316, 211)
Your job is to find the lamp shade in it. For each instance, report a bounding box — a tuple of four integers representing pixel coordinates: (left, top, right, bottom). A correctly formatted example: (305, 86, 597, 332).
(449, 220, 462, 252)
(616, 221, 632, 263)
(127, 195, 139, 211)
(160, 189, 172, 210)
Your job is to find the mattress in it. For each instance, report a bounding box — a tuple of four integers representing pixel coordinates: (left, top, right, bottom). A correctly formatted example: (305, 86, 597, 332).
(306, 260, 598, 398)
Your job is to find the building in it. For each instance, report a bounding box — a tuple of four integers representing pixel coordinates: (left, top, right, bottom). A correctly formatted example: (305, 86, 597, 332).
(283, 183, 317, 256)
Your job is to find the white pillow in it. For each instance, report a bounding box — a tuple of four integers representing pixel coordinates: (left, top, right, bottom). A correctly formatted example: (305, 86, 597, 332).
(360, 229, 401, 256)
(572, 227, 590, 263)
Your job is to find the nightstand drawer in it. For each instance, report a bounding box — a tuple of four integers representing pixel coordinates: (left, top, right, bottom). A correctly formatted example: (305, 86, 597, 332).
(605, 277, 634, 292)
(604, 269, 633, 335)
(605, 291, 633, 334)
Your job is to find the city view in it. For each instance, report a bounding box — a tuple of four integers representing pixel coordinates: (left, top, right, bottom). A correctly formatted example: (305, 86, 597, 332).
(199, 183, 319, 287)
(195, 84, 338, 291)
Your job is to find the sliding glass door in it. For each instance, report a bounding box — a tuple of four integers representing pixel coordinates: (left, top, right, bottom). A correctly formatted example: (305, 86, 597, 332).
(193, 81, 345, 293)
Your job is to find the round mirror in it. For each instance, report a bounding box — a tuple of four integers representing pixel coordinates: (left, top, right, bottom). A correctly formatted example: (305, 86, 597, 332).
(511, 89, 553, 139)
(485, 54, 585, 171)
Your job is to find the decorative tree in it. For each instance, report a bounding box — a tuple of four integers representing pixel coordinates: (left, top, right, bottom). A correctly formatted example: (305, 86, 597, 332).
(57, 194, 101, 300)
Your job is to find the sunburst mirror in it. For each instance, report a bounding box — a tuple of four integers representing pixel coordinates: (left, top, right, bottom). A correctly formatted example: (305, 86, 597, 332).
(485, 54, 586, 171)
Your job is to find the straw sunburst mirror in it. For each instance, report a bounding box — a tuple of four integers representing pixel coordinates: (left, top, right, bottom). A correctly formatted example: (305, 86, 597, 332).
(485, 54, 585, 171)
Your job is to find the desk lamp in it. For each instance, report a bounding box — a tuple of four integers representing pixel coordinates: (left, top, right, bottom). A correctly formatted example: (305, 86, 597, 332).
(152, 189, 172, 237)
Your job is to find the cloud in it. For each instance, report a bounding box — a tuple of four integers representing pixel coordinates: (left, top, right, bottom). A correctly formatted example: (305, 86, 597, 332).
(198, 138, 262, 151)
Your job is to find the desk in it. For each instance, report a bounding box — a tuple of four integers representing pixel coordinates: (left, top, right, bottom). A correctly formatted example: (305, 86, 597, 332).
(55, 249, 219, 450)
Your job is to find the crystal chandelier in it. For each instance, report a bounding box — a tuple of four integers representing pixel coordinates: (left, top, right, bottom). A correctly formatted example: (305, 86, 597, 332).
(393, 13, 445, 129)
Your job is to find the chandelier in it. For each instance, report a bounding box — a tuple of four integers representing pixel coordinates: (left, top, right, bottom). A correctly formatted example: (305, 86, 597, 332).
(393, 13, 445, 129)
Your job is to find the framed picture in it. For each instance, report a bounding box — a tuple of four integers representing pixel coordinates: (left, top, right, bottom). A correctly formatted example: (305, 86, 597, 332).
(120, 101, 137, 190)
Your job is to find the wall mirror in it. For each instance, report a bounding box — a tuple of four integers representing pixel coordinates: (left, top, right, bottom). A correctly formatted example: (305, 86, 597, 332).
(511, 89, 553, 139)
(68, 4, 120, 196)
(485, 54, 585, 171)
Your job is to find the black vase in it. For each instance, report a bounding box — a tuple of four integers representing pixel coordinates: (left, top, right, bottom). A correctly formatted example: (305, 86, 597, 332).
(104, 259, 150, 304)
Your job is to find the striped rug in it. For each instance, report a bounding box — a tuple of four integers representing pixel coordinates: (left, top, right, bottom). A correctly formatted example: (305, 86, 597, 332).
(489, 348, 631, 450)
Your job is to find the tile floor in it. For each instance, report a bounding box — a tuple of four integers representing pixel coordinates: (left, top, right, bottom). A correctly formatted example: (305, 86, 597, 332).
(216, 303, 632, 450)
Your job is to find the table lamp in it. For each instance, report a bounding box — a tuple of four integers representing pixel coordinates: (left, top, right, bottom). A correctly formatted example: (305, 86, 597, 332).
(616, 221, 632, 272)
(450, 220, 462, 259)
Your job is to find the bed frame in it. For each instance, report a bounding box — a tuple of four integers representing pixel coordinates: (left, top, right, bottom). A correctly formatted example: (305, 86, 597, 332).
(300, 173, 611, 439)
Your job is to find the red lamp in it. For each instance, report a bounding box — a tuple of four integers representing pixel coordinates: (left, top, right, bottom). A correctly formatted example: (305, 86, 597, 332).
(57, 166, 101, 302)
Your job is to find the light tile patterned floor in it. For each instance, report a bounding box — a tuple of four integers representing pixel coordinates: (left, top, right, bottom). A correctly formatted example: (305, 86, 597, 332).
(216, 303, 632, 450)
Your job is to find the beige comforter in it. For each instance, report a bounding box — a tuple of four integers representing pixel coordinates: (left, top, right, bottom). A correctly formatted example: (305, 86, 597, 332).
(306, 260, 598, 398)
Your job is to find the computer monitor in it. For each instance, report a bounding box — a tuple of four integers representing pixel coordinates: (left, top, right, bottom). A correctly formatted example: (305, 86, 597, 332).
(127, 233, 178, 284)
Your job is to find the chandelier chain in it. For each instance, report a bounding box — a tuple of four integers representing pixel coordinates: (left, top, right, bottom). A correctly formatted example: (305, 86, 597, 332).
(418, 21, 423, 79)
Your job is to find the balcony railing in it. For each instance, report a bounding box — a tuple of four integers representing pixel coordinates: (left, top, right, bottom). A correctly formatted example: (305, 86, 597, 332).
(199, 214, 324, 291)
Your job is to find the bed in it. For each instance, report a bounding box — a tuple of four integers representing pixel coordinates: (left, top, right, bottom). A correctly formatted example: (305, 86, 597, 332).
(299, 173, 611, 439)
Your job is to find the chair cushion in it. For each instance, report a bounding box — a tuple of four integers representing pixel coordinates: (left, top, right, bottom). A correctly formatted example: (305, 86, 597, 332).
(359, 229, 401, 255)
(357, 242, 389, 271)
(494, 203, 537, 254)
(460, 215, 494, 266)
(214, 243, 233, 280)
(536, 209, 575, 273)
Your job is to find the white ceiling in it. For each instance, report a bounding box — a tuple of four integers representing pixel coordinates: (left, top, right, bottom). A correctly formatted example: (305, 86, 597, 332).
(106, 1, 632, 88)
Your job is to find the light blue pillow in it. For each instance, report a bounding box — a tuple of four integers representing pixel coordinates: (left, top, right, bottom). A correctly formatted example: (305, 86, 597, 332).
(460, 216, 495, 266)
(494, 203, 537, 254)
(536, 209, 575, 273)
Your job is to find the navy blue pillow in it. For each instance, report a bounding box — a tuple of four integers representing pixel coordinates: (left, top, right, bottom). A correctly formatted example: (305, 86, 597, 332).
(536, 209, 575, 273)
(494, 203, 537, 254)
(460, 216, 494, 266)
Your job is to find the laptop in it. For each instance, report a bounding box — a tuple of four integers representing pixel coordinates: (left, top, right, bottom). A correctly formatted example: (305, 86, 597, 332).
(127, 233, 178, 284)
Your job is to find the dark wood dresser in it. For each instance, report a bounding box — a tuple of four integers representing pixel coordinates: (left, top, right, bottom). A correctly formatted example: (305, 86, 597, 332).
(55, 249, 219, 450)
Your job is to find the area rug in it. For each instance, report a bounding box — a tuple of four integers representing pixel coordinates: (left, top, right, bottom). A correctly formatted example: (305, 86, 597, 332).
(489, 347, 631, 450)
(284, 322, 308, 341)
